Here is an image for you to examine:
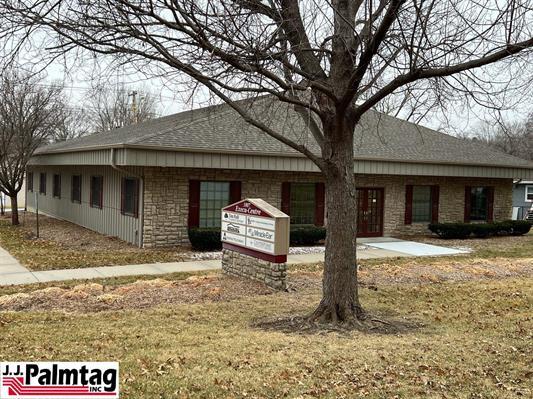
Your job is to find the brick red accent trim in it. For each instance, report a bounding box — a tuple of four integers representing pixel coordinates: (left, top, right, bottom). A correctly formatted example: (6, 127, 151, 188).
(188, 180, 200, 228)
(315, 182, 325, 226)
(464, 186, 471, 222)
(404, 185, 413, 225)
(281, 182, 291, 215)
(223, 242, 287, 263)
(229, 181, 242, 204)
(431, 185, 440, 223)
(487, 187, 495, 222)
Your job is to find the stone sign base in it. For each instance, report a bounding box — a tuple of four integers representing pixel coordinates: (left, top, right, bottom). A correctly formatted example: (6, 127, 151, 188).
(222, 249, 287, 291)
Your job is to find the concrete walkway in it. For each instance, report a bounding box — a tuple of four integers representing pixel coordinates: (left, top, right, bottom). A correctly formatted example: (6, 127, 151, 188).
(0, 239, 468, 287)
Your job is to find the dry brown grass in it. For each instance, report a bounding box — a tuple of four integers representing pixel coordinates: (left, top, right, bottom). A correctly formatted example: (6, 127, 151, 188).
(0, 275, 531, 398)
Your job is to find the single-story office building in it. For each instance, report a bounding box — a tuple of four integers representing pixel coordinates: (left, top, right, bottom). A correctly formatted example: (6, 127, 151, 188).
(26, 98, 533, 247)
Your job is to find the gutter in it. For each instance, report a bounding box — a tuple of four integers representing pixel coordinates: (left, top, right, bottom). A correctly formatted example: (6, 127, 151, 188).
(110, 148, 145, 249)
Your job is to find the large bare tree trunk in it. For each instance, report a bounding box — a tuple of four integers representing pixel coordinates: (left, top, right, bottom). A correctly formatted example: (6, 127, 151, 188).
(311, 116, 363, 323)
(10, 195, 19, 225)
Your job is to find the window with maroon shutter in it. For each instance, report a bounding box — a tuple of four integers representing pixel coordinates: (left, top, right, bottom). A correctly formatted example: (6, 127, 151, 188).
(189, 181, 239, 228)
(121, 177, 139, 217)
(90, 176, 103, 209)
(465, 186, 492, 222)
(405, 185, 439, 224)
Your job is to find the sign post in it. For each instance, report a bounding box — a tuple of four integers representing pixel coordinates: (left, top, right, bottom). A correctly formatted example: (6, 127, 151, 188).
(221, 199, 289, 290)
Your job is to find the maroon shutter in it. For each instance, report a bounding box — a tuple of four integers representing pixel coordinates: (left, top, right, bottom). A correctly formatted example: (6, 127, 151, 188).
(99, 176, 103, 209)
(315, 182, 325, 226)
(134, 178, 140, 218)
(90, 177, 94, 207)
(188, 180, 200, 228)
(120, 178, 125, 215)
(281, 182, 291, 215)
(431, 185, 440, 223)
(487, 187, 495, 222)
(405, 185, 413, 225)
(464, 186, 471, 222)
(229, 181, 242, 204)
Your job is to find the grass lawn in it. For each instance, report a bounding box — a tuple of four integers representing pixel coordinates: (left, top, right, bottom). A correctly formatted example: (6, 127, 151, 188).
(1, 276, 531, 398)
(0, 215, 193, 270)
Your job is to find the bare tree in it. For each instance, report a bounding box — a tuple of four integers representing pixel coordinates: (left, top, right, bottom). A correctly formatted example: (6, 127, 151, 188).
(52, 103, 92, 142)
(1, 0, 532, 323)
(461, 112, 533, 161)
(87, 84, 159, 132)
(0, 71, 63, 225)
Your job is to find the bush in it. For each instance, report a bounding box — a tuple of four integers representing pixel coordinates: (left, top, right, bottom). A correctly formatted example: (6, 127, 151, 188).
(188, 228, 222, 251)
(429, 220, 532, 239)
(506, 220, 532, 236)
(290, 225, 326, 246)
(428, 222, 472, 239)
(470, 223, 498, 238)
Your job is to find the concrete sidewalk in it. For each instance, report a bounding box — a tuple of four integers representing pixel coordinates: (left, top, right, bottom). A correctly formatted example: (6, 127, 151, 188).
(0, 239, 467, 286)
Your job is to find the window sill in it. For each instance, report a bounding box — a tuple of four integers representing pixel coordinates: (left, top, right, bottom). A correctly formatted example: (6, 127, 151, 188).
(121, 212, 138, 218)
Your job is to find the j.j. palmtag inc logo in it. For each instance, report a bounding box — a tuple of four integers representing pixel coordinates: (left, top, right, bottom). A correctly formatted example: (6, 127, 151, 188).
(0, 362, 119, 398)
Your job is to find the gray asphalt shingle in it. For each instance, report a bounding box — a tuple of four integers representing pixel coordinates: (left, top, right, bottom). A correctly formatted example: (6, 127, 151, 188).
(36, 97, 533, 168)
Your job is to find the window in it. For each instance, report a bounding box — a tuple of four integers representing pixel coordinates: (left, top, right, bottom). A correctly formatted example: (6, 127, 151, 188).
(39, 173, 47, 195)
(90, 176, 103, 209)
(199, 181, 230, 228)
(71, 175, 82, 203)
(121, 177, 139, 217)
(526, 186, 533, 202)
(290, 183, 316, 225)
(52, 174, 61, 198)
(469, 187, 489, 221)
(412, 186, 432, 223)
(27, 172, 33, 192)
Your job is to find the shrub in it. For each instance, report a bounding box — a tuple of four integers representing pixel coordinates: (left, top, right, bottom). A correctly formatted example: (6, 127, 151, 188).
(506, 220, 532, 236)
(470, 223, 498, 238)
(290, 225, 327, 246)
(429, 220, 532, 239)
(188, 228, 222, 251)
(428, 222, 472, 239)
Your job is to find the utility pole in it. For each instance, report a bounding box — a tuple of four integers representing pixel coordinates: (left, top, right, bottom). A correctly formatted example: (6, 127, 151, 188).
(128, 90, 138, 124)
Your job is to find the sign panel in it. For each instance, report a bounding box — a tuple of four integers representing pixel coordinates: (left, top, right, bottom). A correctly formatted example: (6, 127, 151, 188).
(221, 199, 289, 262)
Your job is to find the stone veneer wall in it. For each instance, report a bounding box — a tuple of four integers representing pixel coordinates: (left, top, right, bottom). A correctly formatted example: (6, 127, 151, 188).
(222, 249, 287, 290)
(142, 166, 513, 247)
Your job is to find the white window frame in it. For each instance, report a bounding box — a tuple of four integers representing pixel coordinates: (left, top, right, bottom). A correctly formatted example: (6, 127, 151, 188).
(525, 185, 533, 202)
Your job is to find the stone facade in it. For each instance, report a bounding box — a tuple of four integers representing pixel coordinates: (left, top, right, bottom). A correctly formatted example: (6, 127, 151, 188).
(221, 249, 287, 290)
(142, 166, 513, 247)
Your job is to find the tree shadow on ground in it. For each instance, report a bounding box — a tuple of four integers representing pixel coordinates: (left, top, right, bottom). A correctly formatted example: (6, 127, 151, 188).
(252, 312, 425, 336)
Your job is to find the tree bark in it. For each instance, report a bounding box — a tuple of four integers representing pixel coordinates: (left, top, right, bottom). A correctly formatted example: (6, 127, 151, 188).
(311, 113, 363, 324)
(10, 195, 19, 225)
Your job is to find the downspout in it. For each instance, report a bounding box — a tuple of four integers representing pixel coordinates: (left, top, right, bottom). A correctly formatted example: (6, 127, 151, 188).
(110, 148, 145, 248)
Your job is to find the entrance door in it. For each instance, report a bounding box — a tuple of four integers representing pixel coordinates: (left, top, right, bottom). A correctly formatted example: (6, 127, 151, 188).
(357, 188, 384, 237)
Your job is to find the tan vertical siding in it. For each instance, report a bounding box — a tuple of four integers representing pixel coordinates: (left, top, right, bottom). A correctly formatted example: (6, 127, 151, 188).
(26, 165, 143, 245)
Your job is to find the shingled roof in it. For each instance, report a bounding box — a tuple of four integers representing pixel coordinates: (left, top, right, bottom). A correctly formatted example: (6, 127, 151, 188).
(36, 96, 533, 169)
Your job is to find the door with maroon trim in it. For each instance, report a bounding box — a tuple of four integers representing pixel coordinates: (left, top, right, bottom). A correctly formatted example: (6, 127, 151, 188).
(357, 188, 384, 237)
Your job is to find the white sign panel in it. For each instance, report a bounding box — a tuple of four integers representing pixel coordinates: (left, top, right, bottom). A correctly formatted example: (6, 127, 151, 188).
(222, 221, 245, 236)
(246, 215, 276, 230)
(221, 231, 246, 247)
(246, 237, 275, 254)
(246, 226, 275, 242)
(222, 211, 247, 225)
